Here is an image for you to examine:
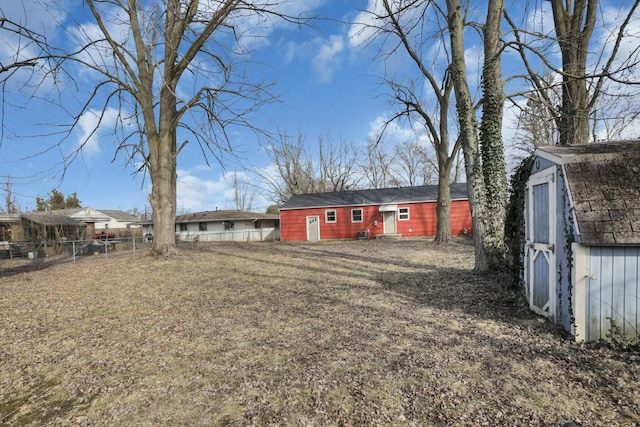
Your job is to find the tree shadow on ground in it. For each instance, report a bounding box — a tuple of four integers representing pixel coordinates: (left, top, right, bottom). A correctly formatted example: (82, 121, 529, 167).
(0, 258, 66, 279)
(203, 240, 538, 326)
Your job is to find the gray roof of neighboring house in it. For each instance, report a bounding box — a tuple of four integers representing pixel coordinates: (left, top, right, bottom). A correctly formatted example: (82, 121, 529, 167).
(280, 183, 469, 210)
(536, 140, 640, 245)
(174, 210, 279, 223)
(27, 208, 111, 222)
(97, 209, 140, 224)
(21, 211, 88, 226)
(0, 213, 20, 222)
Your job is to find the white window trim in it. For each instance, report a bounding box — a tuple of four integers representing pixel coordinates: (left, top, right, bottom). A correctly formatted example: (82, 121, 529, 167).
(325, 209, 337, 223)
(351, 208, 363, 223)
(398, 207, 410, 221)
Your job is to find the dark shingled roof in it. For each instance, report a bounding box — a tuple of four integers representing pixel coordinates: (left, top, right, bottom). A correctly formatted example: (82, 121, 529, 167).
(536, 140, 640, 245)
(280, 183, 469, 210)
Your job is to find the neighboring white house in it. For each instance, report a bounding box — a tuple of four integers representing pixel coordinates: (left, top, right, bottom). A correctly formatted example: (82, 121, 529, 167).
(142, 210, 280, 242)
(94, 210, 142, 231)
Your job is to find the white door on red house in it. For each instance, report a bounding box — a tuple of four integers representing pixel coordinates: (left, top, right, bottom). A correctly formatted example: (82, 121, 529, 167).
(383, 211, 396, 234)
(306, 216, 320, 241)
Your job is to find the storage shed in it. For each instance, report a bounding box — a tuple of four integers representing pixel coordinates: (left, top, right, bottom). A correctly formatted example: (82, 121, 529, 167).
(279, 183, 472, 241)
(524, 140, 640, 342)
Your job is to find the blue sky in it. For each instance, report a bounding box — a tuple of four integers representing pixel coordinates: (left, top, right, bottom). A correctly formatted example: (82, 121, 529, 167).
(1, 0, 387, 213)
(1, 0, 639, 214)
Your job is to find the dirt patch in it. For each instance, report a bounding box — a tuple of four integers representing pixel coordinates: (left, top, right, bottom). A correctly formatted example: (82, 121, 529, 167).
(1, 238, 638, 426)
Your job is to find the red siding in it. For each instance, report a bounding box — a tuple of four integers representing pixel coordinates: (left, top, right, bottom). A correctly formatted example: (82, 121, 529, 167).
(280, 200, 472, 241)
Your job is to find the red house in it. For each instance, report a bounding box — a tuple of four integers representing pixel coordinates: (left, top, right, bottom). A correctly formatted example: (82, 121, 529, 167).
(279, 183, 472, 241)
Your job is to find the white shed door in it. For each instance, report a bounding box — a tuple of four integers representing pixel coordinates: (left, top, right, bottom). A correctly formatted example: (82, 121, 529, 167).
(525, 170, 556, 320)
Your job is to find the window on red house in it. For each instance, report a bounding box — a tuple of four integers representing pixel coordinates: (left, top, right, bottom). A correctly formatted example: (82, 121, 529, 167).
(398, 207, 410, 221)
(351, 209, 363, 223)
(325, 210, 337, 223)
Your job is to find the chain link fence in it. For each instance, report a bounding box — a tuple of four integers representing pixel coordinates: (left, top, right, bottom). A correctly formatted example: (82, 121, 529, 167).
(0, 237, 151, 266)
(1, 230, 282, 270)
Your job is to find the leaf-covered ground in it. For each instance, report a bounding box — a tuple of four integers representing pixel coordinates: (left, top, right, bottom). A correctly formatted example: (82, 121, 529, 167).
(1, 238, 639, 426)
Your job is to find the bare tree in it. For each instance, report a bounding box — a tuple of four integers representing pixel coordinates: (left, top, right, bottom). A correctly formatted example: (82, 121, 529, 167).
(507, 1, 640, 146)
(12, 1, 306, 255)
(550, 0, 597, 145)
(592, 93, 640, 141)
(316, 132, 361, 192)
(511, 73, 560, 158)
(259, 130, 316, 204)
(392, 141, 437, 186)
(260, 129, 360, 204)
(358, 136, 397, 189)
(0, 18, 47, 77)
(1, 179, 19, 213)
(357, 0, 462, 244)
(229, 170, 256, 212)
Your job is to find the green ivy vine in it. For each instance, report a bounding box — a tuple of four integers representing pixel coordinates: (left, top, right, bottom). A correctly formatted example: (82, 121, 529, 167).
(504, 156, 534, 289)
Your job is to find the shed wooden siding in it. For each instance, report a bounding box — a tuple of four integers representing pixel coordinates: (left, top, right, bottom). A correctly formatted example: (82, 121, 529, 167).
(279, 200, 472, 241)
(582, 246, 640, 341)
(530, 156, 555, 175)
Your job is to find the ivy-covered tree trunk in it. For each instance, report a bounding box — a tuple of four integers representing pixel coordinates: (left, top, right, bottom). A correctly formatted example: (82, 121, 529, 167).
(446, 0, 489, 272)
(479, 0, 508, 269)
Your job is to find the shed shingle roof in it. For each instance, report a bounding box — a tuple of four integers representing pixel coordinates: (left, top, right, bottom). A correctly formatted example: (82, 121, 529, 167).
(280, 183, 469, 210)
(536, 140, 640, 245)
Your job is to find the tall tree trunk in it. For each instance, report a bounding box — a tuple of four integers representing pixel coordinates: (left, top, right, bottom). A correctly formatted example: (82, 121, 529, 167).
(550, 0, 597, 145)
(148, 0, 181, 255)
(446, 0, 489, 272)
(434, 164, 453, 244)
(433, 76, 457, 245)
(149, 131, 178, 256)
(479, 0, 508, 268)
(148, 77, 178, 255)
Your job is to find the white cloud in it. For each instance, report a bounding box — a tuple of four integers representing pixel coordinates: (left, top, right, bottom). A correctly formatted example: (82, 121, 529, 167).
(348, 0, 382, 49)
(221, 0, 329, 51)
(176, 167, 270, 213)
(76, 107, 121, 156)
(176, 168, 227, 212)
(367, 115, 416, 145)
(311, 35, 345, 83)
(0, 0, 71, 90)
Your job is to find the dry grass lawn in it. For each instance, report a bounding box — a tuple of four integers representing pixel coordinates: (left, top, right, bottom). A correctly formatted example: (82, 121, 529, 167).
(1, 238, 639, 426)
